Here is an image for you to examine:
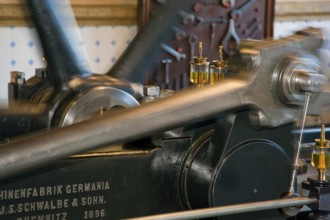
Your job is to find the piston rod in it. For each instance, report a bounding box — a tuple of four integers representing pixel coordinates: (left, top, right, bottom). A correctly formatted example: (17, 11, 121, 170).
(126, 197, 317, 220)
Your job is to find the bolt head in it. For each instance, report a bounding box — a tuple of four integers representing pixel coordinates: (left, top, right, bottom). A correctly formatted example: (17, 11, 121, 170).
(160, 89, 175, 98)
(143, 86, 160, 97)
(249, 110, 268, 129)
(10, 71, 25, 85)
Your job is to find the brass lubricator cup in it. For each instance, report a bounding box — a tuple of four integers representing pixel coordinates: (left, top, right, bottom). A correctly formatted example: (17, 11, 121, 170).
(209, 45, 226, 85)
(190, 42, 209, 87)
(311, 125, 330, 182)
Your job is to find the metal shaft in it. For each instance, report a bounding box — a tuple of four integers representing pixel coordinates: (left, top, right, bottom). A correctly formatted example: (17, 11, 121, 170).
(126, 197, 317, 220)
(0, 80, 247, 179)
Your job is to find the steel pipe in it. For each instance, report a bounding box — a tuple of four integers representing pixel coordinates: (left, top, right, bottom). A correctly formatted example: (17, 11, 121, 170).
(0, 80, 248, 179)
(126, 197, 317, 220)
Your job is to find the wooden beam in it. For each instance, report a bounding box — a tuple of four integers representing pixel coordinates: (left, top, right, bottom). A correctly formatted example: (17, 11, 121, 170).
(0, 0, 138, 26)
(0, 0, 328, 26)
(275, 0, 330, 21)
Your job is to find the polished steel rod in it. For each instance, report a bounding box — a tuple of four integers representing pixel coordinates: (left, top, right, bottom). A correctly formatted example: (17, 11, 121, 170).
(0, 80, 247, 179)
(126, 197, 317, 220)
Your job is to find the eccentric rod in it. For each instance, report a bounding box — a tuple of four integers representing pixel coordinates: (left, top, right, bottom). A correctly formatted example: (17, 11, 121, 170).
(126, 197, 317, 220)
(289, 93, 311, 194)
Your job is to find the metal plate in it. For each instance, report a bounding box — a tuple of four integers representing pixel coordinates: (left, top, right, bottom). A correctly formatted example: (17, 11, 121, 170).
(211, 140, 291, 219)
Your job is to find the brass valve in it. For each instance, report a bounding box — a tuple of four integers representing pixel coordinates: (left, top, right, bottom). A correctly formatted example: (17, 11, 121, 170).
(190, 42, 209, 87)
(311, 125, 330, 181)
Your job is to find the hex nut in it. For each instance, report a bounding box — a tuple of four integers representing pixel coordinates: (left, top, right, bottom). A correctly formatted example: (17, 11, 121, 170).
(160, 89, 175, 98)
(10, 71, 25, 85)
(143, 86, 160, 97)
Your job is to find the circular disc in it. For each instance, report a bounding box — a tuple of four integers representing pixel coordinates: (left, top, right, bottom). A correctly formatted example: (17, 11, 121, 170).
(60, 86, 139, 126)
(211, 140, 291, 207)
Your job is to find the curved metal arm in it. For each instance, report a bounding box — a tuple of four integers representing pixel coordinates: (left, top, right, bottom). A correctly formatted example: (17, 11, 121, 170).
(27, 0, 92, 89)
(107, 0, 185, 83)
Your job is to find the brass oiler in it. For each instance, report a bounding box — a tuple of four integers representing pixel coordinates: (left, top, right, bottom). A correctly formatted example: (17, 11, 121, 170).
(209, 45, 226, 85)
(311, 125, 330, 181)
(190, 42, 209, 87)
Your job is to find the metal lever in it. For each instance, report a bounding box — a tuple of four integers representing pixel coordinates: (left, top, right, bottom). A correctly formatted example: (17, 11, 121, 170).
(222, 0, 235, 8)
(188, 35, 197, 60)
(161, 43, 186, 61)
(222, 19, 240, 54)
(231, 0, 256, 20)
(210, 23, 216, 49)
(179, 10, 196, 25)
(196, 16, 225, 24)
